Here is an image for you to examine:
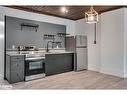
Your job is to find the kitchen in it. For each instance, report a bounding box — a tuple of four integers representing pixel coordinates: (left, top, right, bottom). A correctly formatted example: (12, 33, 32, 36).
(0, 5, 127, 89)
(5, 15, 87, 83)
(5, 17, 74, 83)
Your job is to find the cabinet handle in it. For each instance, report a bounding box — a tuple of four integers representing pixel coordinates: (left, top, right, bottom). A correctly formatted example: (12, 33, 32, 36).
(17, 64, 19, 67)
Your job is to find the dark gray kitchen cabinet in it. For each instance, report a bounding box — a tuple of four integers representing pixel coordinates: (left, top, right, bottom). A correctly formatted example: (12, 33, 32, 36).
(45, 53, 74, 76)
(6, 54, 25, 83)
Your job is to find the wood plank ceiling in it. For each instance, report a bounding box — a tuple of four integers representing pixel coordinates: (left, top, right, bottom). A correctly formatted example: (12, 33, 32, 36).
(6, 6, 125, 20)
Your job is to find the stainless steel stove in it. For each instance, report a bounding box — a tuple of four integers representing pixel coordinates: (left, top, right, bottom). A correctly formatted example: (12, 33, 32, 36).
(24, 51, 45, 81)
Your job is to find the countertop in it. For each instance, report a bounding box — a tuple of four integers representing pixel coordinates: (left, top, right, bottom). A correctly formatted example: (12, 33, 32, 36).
(6, 50, 74, 57)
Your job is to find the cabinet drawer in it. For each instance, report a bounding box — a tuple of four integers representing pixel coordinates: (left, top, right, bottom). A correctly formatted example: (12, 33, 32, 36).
(10, 70, 24, 83)
(11, 61, 24, 71)
(11, 56, 24, 62)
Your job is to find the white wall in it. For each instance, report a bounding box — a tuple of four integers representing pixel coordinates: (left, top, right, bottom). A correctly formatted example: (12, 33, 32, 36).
(100, 8, 125, 77)
(124, 8, 127, 77)
(75, 8, 127, 78)
(0, 21, 4, 79)
(75, 17, 101, 72)
(0, 6, 75, 77)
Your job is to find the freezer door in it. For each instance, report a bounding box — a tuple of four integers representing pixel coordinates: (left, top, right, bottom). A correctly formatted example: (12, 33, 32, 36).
(76, 35, 87, 47)
(76, 48, 87, 71)
(65, 36, 76, 52)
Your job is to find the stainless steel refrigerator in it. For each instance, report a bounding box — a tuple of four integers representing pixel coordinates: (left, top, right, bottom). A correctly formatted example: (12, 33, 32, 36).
(66, 35, 88, 71)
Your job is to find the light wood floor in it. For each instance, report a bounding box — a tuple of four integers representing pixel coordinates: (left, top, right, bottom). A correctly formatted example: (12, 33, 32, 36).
(0, 70, 127, 89)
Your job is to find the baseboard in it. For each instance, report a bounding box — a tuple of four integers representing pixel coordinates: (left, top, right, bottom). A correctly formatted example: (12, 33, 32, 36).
(123, 73, 127, 78)
(100, 68, 124, 78)
(88, 65, 100, 72)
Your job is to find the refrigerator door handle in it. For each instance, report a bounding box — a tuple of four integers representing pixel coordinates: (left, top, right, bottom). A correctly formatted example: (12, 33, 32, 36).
(80, 36, 81, 45)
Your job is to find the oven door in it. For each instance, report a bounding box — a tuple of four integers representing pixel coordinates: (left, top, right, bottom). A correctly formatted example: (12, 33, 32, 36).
(25, 58, 45, 76)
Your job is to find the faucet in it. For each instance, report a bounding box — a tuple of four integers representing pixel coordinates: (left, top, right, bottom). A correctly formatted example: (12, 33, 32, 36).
(46, 41, 53, 52)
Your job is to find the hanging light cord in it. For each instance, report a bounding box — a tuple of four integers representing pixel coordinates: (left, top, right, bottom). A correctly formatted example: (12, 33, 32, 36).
(94, 23, 97, 44)
(90, 6, 93, 13)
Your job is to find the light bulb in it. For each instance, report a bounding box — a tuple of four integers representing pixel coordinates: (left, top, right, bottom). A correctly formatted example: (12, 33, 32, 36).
(90, 16, 94, 21)
(60, 7, 68, 13)
(88, 15, 95, 21)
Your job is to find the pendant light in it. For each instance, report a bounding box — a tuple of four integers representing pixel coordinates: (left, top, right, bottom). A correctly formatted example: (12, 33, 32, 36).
(85, 6, 98, 23)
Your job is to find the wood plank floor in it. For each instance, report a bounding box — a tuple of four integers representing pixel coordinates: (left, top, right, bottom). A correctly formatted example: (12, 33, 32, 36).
(0, 70, 127, 89)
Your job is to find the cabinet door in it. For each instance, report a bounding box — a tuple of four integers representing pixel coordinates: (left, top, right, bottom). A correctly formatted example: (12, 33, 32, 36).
(10, 70, 24, 83)
(45, 53, 73, 76)
(11, 61, 24, 71)
(10, 55, 24, 83)
(10, 56, 24, 71)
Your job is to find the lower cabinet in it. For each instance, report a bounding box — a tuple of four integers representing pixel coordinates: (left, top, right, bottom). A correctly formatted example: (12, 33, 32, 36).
(45, 53, 74, 76)
(6, 54, 25, 83)
(10, 70, 24, 83)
